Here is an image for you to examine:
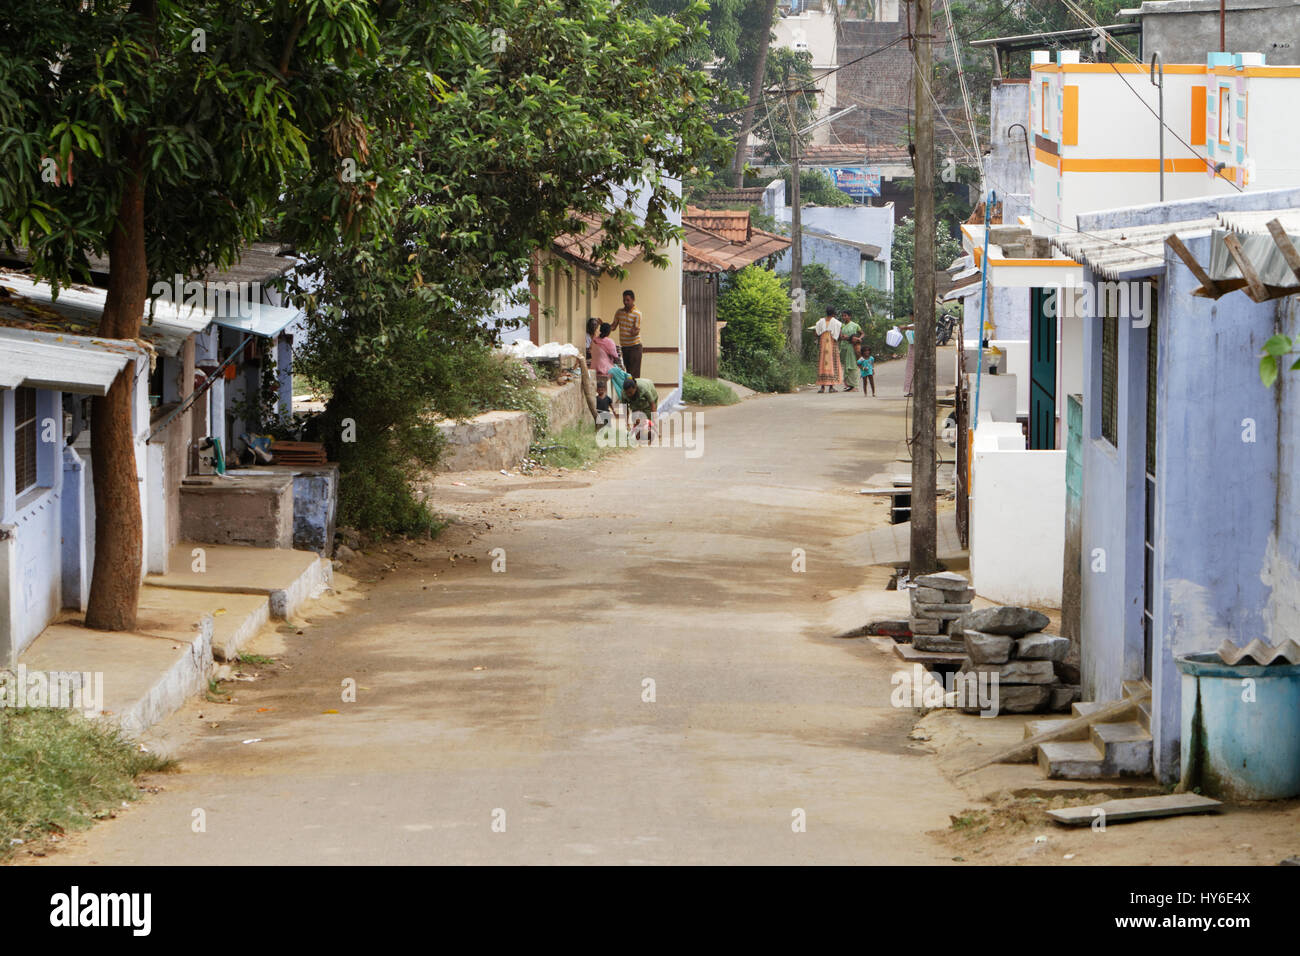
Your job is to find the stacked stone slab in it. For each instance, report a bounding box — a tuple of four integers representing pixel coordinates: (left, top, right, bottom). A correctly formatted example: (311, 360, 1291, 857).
(908, 571, 974, 651)
(957, 605, 1080, 714)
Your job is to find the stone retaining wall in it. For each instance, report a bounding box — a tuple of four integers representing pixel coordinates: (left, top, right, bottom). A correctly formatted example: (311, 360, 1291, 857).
(435, 376, 588, 472)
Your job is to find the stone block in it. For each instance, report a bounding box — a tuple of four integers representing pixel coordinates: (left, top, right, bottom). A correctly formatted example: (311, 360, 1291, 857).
(964, 629, 1013, 665)
(961, 659, 1056, 684)
(908, 618, 942, 635)
(911, 601, 973, 620)
(914, 571, 970, 591)
(916, 585, 975, 604)
(956, 605, 1050, 636)
(914, 634, 966, 653)
(1050, 684, 1081, 713)
(1015, 633, 1069, 662)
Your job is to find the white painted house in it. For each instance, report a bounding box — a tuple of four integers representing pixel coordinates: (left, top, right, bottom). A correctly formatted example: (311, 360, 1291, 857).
(958, 49, 1300, 609)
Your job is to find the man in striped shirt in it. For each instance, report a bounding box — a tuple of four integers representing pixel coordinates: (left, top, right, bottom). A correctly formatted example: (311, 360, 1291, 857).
(614, 289, 643, 378)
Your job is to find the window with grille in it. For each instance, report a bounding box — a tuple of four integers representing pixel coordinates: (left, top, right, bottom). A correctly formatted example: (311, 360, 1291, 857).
(13, 386, 38, 496)
(1101, 314, 1118, 446)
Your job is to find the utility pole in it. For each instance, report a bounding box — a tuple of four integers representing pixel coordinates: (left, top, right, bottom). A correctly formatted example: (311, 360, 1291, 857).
(785, 73, 803, 356)
(910, 0, 938, 575)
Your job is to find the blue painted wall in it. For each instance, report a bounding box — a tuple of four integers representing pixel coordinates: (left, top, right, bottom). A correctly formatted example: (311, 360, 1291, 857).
(1075, 186, 1300, 782)
(1079, 266, 1148, 710)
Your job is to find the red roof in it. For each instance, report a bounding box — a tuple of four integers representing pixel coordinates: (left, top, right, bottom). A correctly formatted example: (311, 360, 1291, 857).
(551, 213, 641, 272)
(681, 208, 790, 274)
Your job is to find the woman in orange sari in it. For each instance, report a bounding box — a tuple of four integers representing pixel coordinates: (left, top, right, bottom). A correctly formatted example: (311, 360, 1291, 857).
(814, 307, 842, 393)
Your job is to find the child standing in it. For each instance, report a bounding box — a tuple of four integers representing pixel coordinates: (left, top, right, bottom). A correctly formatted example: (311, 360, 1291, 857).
(857, 348, 876, 397)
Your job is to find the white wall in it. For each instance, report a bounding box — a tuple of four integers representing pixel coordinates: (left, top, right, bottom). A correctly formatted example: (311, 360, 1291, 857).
(970, 443, 1067, 608)
(989, 339, 1029, 417)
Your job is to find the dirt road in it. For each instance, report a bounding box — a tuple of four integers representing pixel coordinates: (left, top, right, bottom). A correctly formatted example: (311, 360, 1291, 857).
(30, 358, 985, 865)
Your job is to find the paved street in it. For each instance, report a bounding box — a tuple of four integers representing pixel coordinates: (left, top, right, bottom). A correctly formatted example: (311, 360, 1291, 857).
(40, 359, 970, 865)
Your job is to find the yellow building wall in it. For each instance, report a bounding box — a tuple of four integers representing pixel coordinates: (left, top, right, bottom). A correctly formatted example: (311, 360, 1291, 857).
(536, 239, 683, 394)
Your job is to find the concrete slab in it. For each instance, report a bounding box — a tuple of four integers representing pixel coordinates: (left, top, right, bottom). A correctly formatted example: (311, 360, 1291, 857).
(147, 543, 330, 619)
(19, 610, 212, 737)
(137, 586, 269, 661)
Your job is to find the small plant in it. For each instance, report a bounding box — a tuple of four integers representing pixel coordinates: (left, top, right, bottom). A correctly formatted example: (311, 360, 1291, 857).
(1260, 334, 1300, 386)
(531, 423, 621, 470)
(237, 652, 275, 665)
(949, 810, 989, 831)
(683, 372, 738, 406)
(0, 709, 173, 857)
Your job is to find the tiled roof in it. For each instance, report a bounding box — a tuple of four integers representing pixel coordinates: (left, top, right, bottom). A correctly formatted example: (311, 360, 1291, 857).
(684, 207, 752, 243)
(551, 213, 641, 272)
(681, 210, 791, 273)
(694, 187, 768, 207)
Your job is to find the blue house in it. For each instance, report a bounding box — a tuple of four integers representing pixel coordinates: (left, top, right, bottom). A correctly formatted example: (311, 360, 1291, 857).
(0, 326, 146, 663)
(1056, 186, 1300, 783)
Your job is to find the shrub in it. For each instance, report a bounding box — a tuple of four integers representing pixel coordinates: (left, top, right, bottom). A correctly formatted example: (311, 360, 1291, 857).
(682, 372, 739, 406)
(718, 265, 788, 358)
(720, 350, 810, 393)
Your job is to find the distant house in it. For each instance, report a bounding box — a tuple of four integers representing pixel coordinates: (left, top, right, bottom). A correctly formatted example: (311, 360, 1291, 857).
(680, 207, 791, 378)
(774, 202, 895, 295)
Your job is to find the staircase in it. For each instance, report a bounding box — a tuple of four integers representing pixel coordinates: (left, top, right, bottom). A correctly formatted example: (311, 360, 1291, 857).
(1026, 680, 1153, 779)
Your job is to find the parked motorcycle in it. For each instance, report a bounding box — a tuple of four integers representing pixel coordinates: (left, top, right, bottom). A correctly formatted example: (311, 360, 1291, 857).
(935, 313, 958, 346)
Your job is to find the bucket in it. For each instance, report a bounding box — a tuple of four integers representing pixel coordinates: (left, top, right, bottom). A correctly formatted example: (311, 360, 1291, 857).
(1176, 652, 1300, 800)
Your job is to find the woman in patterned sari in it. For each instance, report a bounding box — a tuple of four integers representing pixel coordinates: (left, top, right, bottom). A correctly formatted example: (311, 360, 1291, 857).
(814, 307, 842, 393)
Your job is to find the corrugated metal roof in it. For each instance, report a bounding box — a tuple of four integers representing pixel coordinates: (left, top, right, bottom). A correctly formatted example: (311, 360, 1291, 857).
(0, 326, 139, 395)
(210, 300, 301, 338)
(1207, 208, 1300, 288)
(1051, 218, 1218, 279)
(0, 270, 208, 355)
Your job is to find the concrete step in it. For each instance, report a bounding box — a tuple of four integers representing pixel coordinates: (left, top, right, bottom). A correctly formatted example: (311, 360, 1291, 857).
(1091, 720, 1154, 775)
(147, 543, 331, 619)
(1136, 695, 1152, 731)
(1122, 678, 1151, 700)
(1039, 741, 1108, 779)
(1024, 718, 1088, 741)
(1070, 700, 1109, 719)
(19, 611, 212, 738)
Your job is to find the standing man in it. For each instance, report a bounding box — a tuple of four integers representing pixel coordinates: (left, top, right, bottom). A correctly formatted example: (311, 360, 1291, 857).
(839, 310, 862, 392)
(615, 289, 643, 379)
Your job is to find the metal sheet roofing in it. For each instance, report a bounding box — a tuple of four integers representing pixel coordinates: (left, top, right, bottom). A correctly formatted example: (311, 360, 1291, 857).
(0, 326, 139, 395)
(0, 271, 209, 355)
(1051, 218, 1218, 279)
(208, 300, 302, 339)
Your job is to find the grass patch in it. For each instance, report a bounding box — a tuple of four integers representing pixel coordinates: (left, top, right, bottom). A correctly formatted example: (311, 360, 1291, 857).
(237, 653, 275, 666)
(949, 810, 989, 832)
(682, 372, 739, 406)
(0, 708, 173, 857)
(531, 423, 620, 470)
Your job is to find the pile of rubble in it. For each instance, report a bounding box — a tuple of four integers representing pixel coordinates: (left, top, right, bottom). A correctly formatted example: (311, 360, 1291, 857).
(907, 571, 1080, 714)
(958, 606, 1079, 714)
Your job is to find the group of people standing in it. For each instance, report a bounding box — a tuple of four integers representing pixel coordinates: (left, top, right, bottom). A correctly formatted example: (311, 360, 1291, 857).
(814, 307, 876, 397)
(587, 289, 657, 436)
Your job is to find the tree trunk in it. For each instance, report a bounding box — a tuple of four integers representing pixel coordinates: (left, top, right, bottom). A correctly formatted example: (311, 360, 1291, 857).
(85, 153, 148, 631)
(730, 0, 780, 187)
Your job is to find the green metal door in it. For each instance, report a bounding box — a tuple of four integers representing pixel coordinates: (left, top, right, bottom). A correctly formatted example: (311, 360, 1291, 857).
(1029, 287, 1057, 450)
